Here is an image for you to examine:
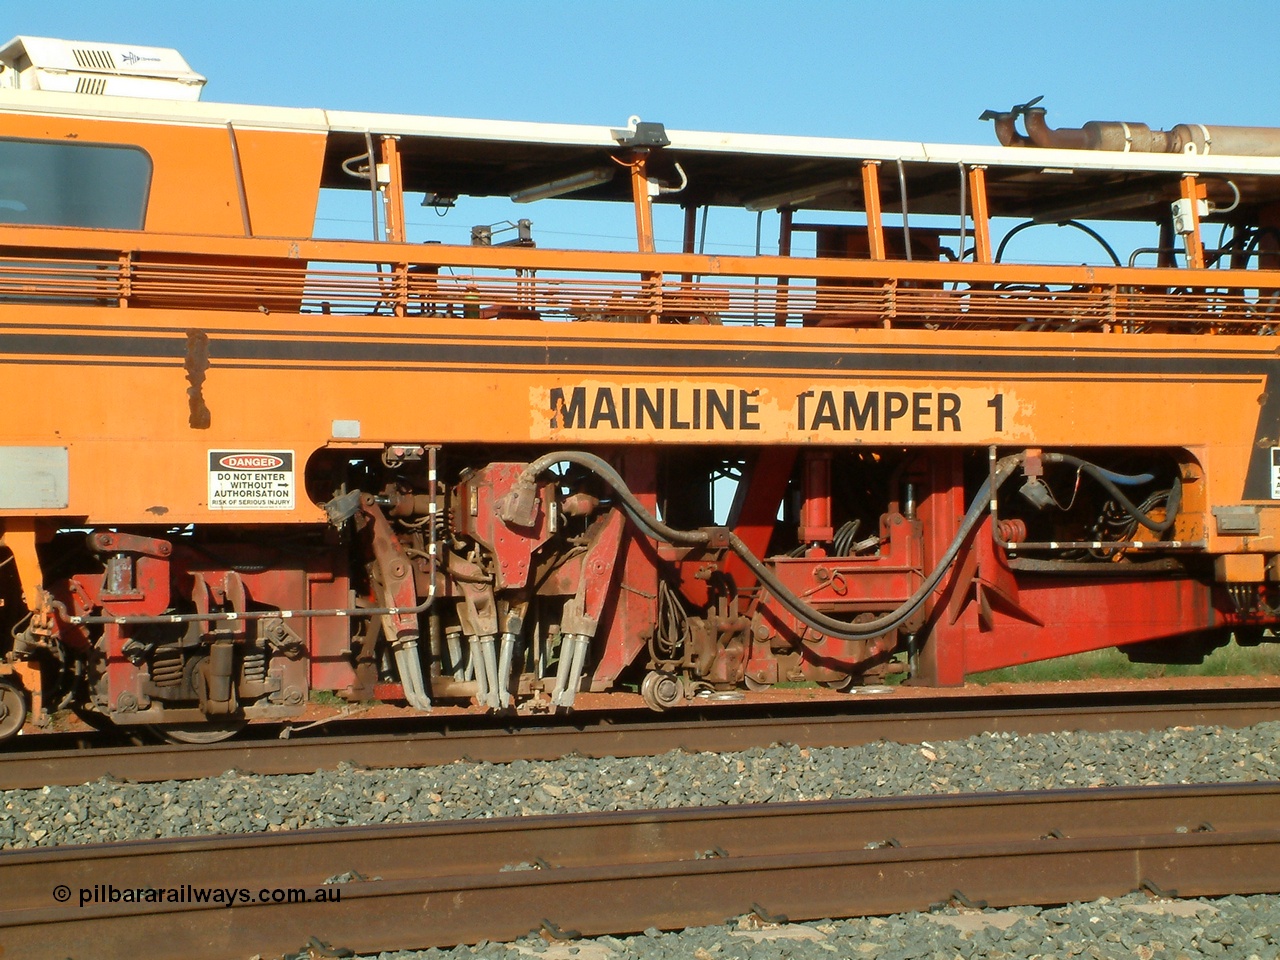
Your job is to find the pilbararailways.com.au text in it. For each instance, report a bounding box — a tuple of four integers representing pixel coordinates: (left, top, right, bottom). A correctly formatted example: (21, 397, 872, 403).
(58, 883, 342, 907)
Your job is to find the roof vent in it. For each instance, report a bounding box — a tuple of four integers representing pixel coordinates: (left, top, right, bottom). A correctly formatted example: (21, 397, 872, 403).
(0, 36, 205, 101)
(74, 76, 107, 96)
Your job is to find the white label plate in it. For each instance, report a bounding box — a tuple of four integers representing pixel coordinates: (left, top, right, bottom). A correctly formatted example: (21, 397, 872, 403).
(208, 450, 295, 510)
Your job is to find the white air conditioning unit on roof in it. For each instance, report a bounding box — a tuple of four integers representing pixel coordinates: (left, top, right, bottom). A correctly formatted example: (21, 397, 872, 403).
(0, 36, 205, 101)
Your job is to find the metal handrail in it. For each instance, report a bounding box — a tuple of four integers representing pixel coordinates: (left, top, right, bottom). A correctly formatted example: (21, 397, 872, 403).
(2, 243, 1279, 332)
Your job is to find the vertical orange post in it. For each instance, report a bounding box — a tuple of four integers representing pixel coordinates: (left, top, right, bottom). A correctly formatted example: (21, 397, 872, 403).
(1180, 174, 1206, 270)
(967, 165, 992, 263)
(629, 154, 656, 254)
(861, 161, 885, 260)
(117, 251, 132, 308)
(380, 136, 407, 244)
(4, 517, 46, 610)
(627, 154, 660, 321)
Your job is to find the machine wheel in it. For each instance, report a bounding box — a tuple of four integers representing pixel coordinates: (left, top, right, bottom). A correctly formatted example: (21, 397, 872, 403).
(640, 670, 683, 711)
(150, 720, 247, 745)
(0, 681, 27, 742)
(821, 676, 856, 692)
(743, 676, 773, 692)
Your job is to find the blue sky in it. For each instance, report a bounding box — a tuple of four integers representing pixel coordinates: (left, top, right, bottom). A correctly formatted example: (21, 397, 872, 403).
(11, 1, 1280, 258)
(14, 1, 1280, 143)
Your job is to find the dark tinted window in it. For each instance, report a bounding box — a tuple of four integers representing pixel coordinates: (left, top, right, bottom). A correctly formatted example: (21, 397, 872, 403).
(0, 138, 151, 229)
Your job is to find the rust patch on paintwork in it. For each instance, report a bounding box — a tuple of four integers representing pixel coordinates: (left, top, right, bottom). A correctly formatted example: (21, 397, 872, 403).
(185, 330, 211, 429)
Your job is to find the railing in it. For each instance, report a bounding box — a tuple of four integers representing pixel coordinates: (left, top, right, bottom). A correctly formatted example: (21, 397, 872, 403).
(1, 234, 1279, 334)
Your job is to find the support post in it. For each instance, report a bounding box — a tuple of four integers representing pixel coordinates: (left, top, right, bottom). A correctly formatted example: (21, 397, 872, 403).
(627, 153, 660, 321)
(1179, 174, 1206, 270)
(967, 165, 992, 263)
(861, 161, 885, 260)
(775, 207, 793, 326)
(379, 136, 407, 244)
(629, 154, 656, 254)
(2, 518, 45, 611)
(681, 203, 697, 286)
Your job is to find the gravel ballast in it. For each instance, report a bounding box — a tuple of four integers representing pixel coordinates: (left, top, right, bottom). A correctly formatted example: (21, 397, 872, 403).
(7, 721, 1279, 959)
(343, 893, 1280, 960)
(3, 721, 1280, 848)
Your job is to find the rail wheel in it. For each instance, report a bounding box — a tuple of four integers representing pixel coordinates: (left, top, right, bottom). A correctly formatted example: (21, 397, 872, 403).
(150, 652, 247, 743)
(640, 670, 683, 711)
(150, 720, 247, 745)
(743, 676, 772, 692)
(0, 681, 27, 742)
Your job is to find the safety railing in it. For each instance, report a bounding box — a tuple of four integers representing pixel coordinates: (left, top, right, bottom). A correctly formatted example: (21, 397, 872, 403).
(1, 240, 1279, 334)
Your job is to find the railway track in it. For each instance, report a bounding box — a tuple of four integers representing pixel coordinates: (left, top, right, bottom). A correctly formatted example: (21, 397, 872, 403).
(4, 686, 1280, 789)
(2, 781, 1276, 960)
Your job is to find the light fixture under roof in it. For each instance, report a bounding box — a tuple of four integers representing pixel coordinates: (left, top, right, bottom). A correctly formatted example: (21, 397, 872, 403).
(510, 168, 615, 203)
(744, 177, 859, 213)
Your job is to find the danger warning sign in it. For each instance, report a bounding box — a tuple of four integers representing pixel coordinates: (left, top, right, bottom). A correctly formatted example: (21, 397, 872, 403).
(208, 450, 295, 510)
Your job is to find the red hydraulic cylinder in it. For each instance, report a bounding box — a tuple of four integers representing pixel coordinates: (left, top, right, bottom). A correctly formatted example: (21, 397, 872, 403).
(798, 451, 833, 545)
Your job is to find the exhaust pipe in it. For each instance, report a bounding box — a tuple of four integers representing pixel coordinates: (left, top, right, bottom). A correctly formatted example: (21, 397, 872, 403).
(984, 99, 1280, 156)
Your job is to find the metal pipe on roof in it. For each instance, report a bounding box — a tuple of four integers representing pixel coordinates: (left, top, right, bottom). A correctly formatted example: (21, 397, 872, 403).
(997, 103, 1280, 157)
(896, 159, 913, 261)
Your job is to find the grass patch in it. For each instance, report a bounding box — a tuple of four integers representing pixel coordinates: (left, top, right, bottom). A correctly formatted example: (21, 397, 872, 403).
(309, 690, 347, 707)
(969, 637, 1280, 684)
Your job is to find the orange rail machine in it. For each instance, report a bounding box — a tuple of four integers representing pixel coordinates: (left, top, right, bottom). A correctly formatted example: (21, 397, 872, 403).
(1, 40, 1278, 742)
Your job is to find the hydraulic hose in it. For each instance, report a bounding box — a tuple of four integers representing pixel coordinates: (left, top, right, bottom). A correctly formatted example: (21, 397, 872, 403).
(1042, 453, 1180, 534)
(1094, 467, 1154, 487)
(994, 219, 1122, 267)
(517, 451, 1026, 642)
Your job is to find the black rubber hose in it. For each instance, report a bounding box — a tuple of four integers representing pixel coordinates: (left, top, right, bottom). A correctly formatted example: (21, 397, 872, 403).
(994, 219, 1122, 267)
(520, 452, 711, 548)
(519, 451, 1025, 641)
(1042, 453, 1180, 535)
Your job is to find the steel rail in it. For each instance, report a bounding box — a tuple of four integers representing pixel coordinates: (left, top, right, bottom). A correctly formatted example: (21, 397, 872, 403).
(5, 688, 1280, 790)
(1, 782, 1277, 960)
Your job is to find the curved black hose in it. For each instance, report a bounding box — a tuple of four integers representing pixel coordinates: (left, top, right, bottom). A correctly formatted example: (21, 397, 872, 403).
(520, 451, 1025, 642)
(1095, 467, 1154, 487)
(995, 219, 1122, 267)
(1243, 227, 1280, 266)
(521, 452, 711, 547)
(1043, 453, 1180, 535)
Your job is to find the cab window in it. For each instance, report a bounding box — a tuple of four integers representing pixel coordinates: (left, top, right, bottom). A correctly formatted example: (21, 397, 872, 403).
(0, 137, 151, 229)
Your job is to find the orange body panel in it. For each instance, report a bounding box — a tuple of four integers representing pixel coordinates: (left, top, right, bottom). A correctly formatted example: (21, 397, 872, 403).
(0, 305, 1268, 531)
(0, 112, 323, 236)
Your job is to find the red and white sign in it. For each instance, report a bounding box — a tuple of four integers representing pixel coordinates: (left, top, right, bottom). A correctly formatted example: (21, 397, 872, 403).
(208, 450, 295, 510)
(217, 454, 286, 471)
